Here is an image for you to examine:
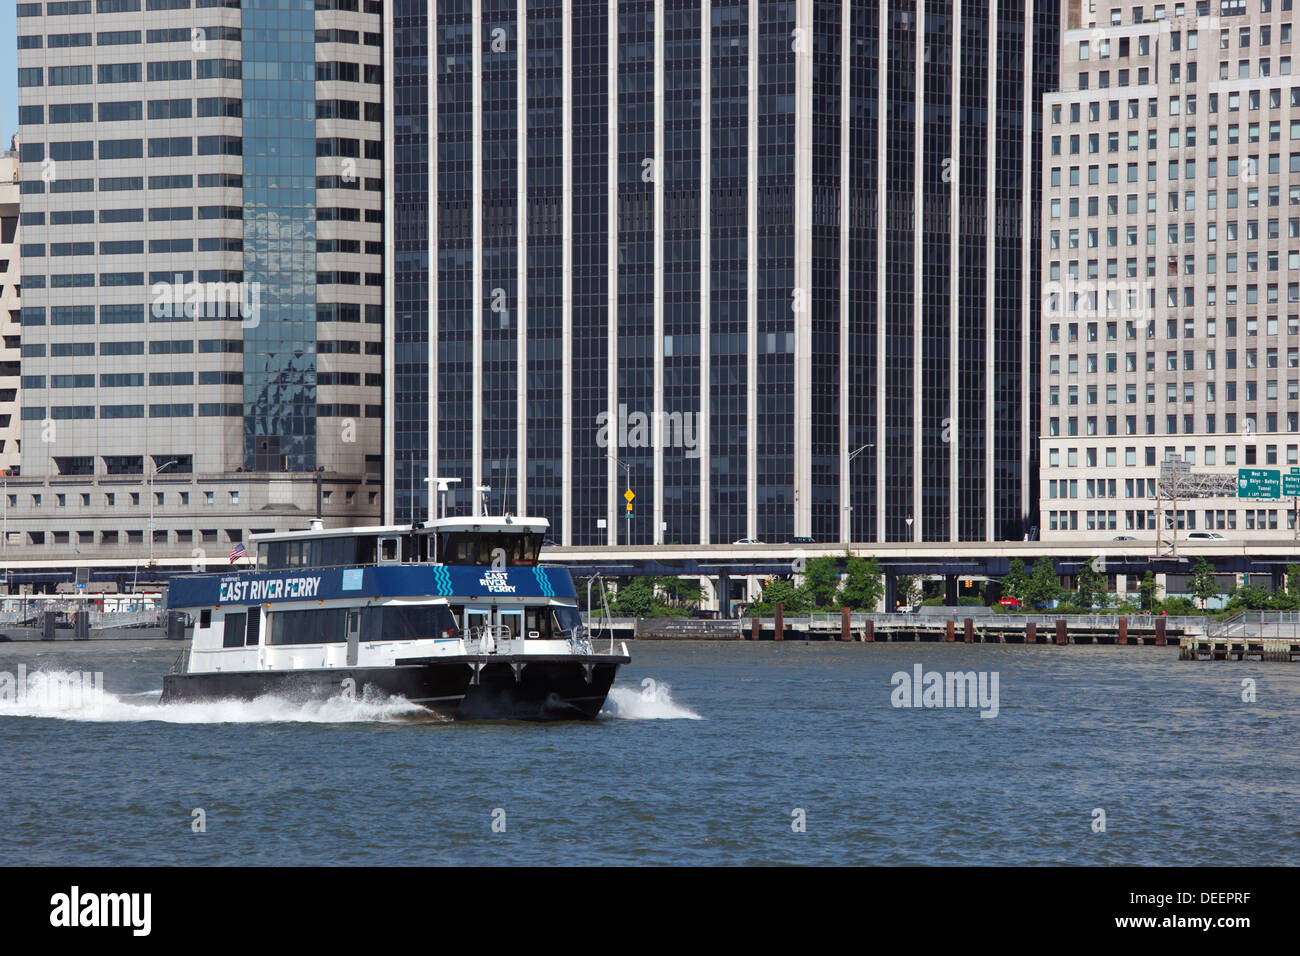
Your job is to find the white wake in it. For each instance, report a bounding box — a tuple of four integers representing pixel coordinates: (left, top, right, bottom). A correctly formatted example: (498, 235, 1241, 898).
(602, 682, 701, 720)
(0, 683, 434, 724)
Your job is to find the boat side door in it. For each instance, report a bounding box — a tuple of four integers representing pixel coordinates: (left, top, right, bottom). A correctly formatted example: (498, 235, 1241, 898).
(346, 608, 361, 666)
(464, 607, 491, 641)
(497, 607, 523, 645)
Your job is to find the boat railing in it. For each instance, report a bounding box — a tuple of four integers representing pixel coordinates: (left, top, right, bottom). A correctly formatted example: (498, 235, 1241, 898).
(466, 624, 512, 655)
(563, 625, 595, 656)
(168, 648, 190, 675)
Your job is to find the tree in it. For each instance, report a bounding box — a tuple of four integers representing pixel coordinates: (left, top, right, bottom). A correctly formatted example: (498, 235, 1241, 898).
(1288, 564, 1300, 598)
(1073, 557, 1107, 610)
(608, 577, 661, 617)
(1187, 557, 1219, 611)
(840, 554, 885, 611)
(653, 575, 702, 610)
(1138, 571, 1159, 611)
(895, 574, 923, 609)
(749, 577, 808, 617)
(1001, 559, 1029, 603)
(1021, 557, 1062, 608)
(797, 556, 842, 609)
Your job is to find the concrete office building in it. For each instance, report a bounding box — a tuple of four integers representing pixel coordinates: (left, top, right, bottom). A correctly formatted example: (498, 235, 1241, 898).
(1040, 0, 1300, 546)
(387, 0, 1060, 546)
(1, 134, 21, 477)
(9, 0, 386, 564)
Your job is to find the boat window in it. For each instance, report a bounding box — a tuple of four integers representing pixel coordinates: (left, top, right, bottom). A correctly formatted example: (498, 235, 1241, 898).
(361, 604, 458, 641)
(524, 606, 554, 640)
(269, 608, 348, 645)
(222, 612, 247, 648)
(379, 537, 400, 563)
(199, 608, 212, 628)
(553, 605, 581, 638)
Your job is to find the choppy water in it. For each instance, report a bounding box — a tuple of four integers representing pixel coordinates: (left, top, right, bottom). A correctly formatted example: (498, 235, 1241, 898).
(0, 639, 1296, 865)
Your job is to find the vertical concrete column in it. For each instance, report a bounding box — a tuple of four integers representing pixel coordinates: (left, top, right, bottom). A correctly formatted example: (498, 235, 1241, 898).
(944, 574, 958, 606)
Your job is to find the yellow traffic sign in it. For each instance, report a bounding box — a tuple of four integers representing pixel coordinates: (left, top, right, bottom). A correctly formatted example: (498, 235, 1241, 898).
(624, 488, 635, 502)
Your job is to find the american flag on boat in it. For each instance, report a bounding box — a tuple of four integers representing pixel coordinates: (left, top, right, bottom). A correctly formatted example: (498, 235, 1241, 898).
(229, 542, 246, 564)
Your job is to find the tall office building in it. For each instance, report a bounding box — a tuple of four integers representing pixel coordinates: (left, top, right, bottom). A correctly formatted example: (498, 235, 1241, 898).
(387, 0, 1059, 545)
(10, 0, 386, 559)
(1, 134, 21, 477)
(1040, 0, 1300, 544)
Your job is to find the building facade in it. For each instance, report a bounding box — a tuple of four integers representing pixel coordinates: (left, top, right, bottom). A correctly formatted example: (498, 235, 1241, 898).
(1, 136, 21, 476)
(1041, 0, 1300, 545)
(387, 0, 1059, 545)
(10, 0, 386, 562)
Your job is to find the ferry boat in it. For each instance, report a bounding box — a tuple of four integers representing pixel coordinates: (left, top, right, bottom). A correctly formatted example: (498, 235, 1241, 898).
(161, 516, 630, 720)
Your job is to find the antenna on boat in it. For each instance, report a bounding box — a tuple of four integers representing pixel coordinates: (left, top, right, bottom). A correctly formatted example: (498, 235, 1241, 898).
(477, 484, 492, 517)
(431, 477, 460, 520)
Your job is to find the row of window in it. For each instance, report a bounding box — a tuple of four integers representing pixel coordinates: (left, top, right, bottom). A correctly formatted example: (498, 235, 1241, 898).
(1046, 510, 1291, 533)
(21, 338, 374, 356)
(17, 0, 380, 13)
(18, 28, 379, 49)
(1046, 412, 1300, 439)
(19, 404, 382, 420)
(1047, 441, 1300, 470)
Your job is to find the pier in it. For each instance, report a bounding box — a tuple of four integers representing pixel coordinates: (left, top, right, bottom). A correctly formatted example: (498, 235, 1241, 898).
(1178, 611, 1300, 662)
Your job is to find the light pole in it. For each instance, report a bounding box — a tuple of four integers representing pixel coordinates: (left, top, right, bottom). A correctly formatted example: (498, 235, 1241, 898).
(842, 443, 874, 545)
(148, 458, 178, 566)
(609, 454, 632, 547)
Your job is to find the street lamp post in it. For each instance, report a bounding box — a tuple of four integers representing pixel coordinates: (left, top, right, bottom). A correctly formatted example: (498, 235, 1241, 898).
(609, 454, 633, 547)
(842, 443, 874, 545)
(148, 458, 178, 566)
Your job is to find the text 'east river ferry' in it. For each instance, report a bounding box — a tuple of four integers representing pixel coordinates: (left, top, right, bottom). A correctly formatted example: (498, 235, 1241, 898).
(161, 516, 630, 720)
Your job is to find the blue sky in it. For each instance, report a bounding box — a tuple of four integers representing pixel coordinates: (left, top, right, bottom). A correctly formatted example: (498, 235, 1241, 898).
(2, 25, 15, 149)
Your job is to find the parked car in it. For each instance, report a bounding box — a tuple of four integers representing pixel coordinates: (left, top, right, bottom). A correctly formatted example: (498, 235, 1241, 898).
(998, 596, 1021, 608)
(789, 536, 816, 544)
(1112, 535, 1137, 541)
(1185, 531, 1226, 541)
(733, 537, 763, 545)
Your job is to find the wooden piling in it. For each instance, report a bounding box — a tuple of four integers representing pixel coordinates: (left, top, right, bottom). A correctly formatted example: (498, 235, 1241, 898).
(964, 617, 974, 643)
(751, 617, 760, 642)
(864, 620, 875, 642)
(1055, 619, 1068, 645)
(1154, 616, 1167, 647)
(1117, 616, 1128, 645)
(774, 603, 784, 642)
(841, 606, 852, 642)
(944, 620, 955, 642)
(1025, 621, 1036, 644)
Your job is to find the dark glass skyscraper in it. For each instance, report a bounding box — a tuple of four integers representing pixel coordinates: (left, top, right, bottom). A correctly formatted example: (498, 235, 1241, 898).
(386, 0, 1058, 543)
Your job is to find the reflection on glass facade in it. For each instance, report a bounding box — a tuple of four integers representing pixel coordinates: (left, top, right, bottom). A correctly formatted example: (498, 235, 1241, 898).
(390, 1, 1054, 543)
(242, 0, 318, 472)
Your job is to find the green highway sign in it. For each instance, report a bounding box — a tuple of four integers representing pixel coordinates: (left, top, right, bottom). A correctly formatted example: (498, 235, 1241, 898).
(1284, 473, 1300, 497)
(1238, 468, 1281, 499)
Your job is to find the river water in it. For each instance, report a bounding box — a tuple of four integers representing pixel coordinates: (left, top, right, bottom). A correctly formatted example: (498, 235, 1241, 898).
(0, 639, 1295, 865)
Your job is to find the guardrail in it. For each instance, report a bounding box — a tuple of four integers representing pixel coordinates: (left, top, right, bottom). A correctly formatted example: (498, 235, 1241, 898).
(1210, 611, 1300, 639)
(794, 611, 1211, 634)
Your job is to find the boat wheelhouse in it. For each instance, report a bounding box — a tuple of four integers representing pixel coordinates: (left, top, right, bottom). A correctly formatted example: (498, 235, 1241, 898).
(161, 516, 629, 720)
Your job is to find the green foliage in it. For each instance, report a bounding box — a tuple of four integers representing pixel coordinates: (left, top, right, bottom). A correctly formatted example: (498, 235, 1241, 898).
(1160, 596, 1200, 615)
(798, 556, 844, 609)
(748, 577, 809, 617)
(839, 554, 884, 611)
(1071, 557, 1107, 611)
(1021, 557, 1063, 608)
(895, 574, 923, 609)
(607, 577, 661, 617)
(1000, 559, 1028, 601)
(1187, 557, 1220, 610)
(1138, 571, 1159, 611)
(651, 575, 702, 609)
